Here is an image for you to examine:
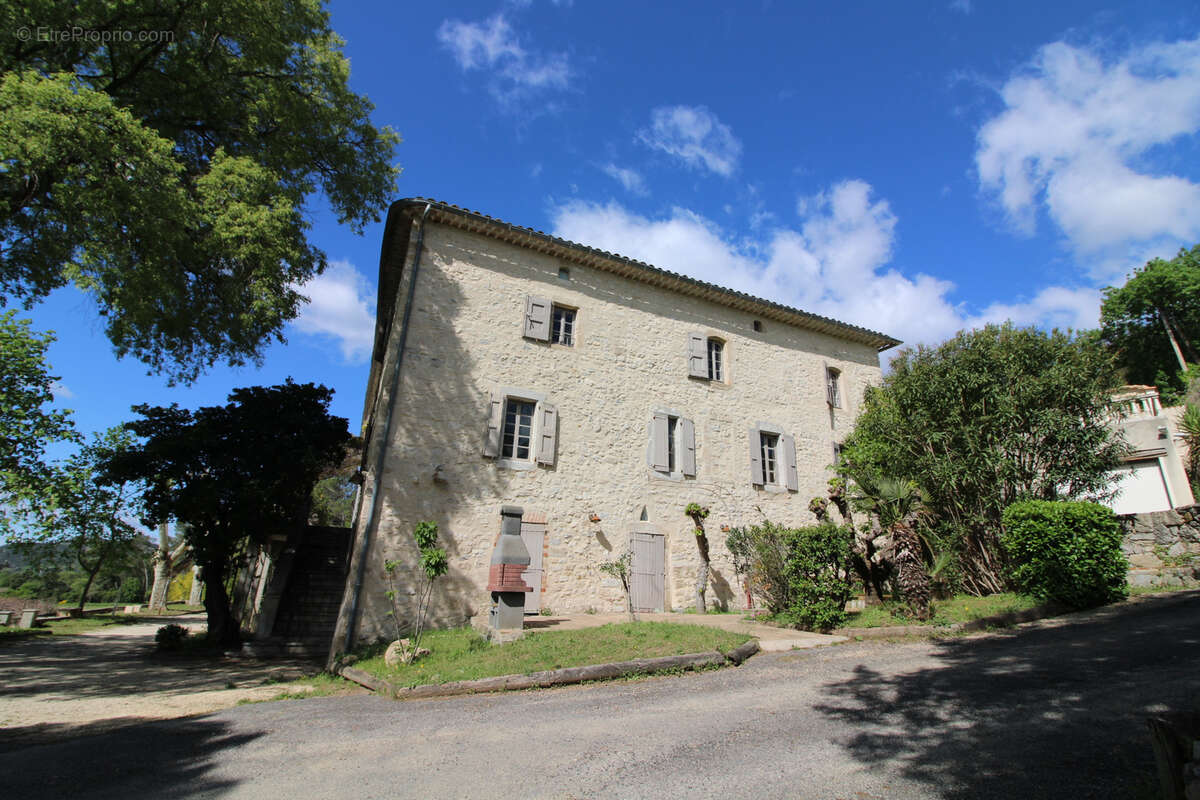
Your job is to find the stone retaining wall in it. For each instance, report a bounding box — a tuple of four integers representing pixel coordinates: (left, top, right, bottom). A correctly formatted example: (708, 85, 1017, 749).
(1118, 504, 1200, 588)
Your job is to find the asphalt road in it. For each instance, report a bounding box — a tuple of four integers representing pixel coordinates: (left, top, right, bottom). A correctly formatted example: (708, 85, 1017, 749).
(3, 591, 1197, 800)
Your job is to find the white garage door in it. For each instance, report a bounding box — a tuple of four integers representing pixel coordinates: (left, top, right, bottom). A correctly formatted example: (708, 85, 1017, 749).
(1109, 459, 1171, 515)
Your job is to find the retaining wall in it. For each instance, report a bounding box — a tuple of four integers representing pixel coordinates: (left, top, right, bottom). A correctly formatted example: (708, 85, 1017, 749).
(1118, 504, 1200, 588)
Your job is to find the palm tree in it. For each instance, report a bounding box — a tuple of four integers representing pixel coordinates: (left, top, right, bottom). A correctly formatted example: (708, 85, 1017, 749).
(1179, 403, 1200, 494)
(853, 477, 934, 620)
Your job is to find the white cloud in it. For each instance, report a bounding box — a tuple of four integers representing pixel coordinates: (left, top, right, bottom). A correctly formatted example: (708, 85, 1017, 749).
(637, 105, 742, 177)
(976, 36, 1200, 277)
(600, 163, 648, 195)
(49, 381, 73, 399)
(949, 0, 971, 13)
(437, 14, 570, 104)
(551, 181, 1099, 353)
(292, 260, 376, 362)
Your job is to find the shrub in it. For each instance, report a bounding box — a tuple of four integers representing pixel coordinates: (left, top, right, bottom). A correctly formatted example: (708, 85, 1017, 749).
(155, 623, 190, 650)
(780, 522, 856, 632)
(1000, 500, 1128, 610)
(730, 520, 855, 632)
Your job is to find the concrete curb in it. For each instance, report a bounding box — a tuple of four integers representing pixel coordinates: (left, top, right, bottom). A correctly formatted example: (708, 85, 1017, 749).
(338, 639, 762, 699)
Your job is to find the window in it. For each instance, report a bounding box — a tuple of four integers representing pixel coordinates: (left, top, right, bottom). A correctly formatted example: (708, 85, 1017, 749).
(551, 305, 575, 346)
(707, 339, 724, 381)
(687, 332, 727, 382)
(484, 390, 558, 467)
(501, 400, 535, 460)
(760, 432, 779, 485)
(649, 411, 696, 477)
(558, 267, 570, 281)
(748, 424, 798, 491)
(832, 441, 843, 466)
(826, 367, 841, 408)
(753, 320, 763, 332)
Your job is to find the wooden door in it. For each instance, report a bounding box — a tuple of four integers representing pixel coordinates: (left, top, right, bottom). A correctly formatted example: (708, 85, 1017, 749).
(520, 522, 545, 614)
(630, 531, 665, 613)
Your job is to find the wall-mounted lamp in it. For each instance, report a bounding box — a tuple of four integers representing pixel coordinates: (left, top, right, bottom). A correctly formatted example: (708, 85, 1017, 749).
(432, 465, 447, 483)
(589, 512, 601, 523)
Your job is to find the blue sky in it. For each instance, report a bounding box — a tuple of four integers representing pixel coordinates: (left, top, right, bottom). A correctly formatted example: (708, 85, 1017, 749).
(22, 0, 1200, 448)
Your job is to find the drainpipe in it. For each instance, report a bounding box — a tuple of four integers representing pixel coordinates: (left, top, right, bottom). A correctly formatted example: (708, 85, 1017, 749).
(341, 203, 432, 656)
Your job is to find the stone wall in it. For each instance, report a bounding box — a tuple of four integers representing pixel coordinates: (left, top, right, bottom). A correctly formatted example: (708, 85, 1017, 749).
(344, 220, 886, 644)
(1119, 504, 1200, 588)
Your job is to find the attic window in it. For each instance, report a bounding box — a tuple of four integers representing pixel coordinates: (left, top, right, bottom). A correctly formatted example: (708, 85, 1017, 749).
(558, 267, 570, 281)
(753, 320, 763, 332)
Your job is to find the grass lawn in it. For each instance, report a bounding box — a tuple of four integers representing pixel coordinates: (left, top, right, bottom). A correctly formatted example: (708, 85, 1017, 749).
(355, 622, 751, 689)
(0, 613, 143, 643)
(841, 593, 1039, 629)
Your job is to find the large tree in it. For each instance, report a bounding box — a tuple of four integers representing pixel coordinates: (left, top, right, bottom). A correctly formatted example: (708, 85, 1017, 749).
(839, 324, 1127, 595)
(0, 310, 76, 530)
(1101, 244, 1200, 404)
(106, 381, 350, 647)
(0, 1, 400, 383)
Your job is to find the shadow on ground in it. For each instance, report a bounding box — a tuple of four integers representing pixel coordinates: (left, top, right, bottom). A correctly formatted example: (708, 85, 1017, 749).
(814, 591, 1200, 799)
(0, 717, 261, 799)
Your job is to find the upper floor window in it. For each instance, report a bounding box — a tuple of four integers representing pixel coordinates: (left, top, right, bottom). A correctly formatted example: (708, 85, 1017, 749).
(551, 305, 575, 346)
(688, 332, 726, 382)
(749, 424, 798, 491)
(483, 389, 558, 468)
(707, 339, 724, 381)
(648, 411, 697, 477)
(826, 367, 842, 408)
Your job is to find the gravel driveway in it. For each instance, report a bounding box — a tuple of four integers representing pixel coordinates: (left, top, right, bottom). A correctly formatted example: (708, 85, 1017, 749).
(2, 590, 1196, 800)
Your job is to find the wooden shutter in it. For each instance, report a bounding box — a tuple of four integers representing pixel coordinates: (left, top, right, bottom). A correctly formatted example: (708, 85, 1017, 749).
(524, 296, 551, 341)
(537, 403, 558, 465)
(781, 434, 798, 491)
(748, 428, 764, 485)
(650, 413, 669, 471)
(680, 418, 697, 477)
(483, 392, 503, 457)
(687, 332, 708, 378)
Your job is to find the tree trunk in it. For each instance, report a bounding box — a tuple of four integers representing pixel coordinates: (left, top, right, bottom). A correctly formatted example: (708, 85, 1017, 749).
(694, 560, 708, 613)
(75, 559, 104, 615)
(892, 522, 932, 620)
(622, 576, 637, 623)
(148, 522, 171, 613)
(1159, 306, 1190, 372)
(187, 564, 204, 605)
(201, 562, 240, 649)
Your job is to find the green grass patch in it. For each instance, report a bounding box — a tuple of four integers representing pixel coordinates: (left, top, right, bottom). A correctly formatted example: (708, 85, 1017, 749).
(355, 622, 750, 689)
(240, 672, 361, 705)
(0, 613, 143, 643)
(841, 593, 1039, 629)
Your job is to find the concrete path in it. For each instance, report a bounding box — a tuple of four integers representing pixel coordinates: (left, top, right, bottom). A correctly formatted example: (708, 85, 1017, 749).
(4, 590, 1194, 799)
(0, 614, 330, 747)
(524, 610, 846, 650)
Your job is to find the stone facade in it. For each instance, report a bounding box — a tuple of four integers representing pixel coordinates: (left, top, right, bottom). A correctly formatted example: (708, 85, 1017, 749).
(333, 201, 898, 648)
(1119, 504, 1200, 588)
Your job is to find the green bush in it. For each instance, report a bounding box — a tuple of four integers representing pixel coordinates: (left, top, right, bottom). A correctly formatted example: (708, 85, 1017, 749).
(780, 522, 855, 632)
(155, 623, 190, 650)
(1000, 500, 1128, 609)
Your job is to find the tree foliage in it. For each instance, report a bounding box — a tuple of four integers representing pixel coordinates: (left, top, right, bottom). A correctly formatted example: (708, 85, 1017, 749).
(1101, 244, 1200, 404)
(0, 0, 400, 382)
(105, 381, 350, 646)
(0, 311, 76, 522)
(840, 324, 1126, 594)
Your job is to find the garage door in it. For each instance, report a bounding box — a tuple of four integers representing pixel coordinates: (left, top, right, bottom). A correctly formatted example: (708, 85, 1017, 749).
(1109, 459, 1171, 515)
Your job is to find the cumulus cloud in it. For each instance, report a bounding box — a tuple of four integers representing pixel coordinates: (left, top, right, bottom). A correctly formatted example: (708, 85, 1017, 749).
(976, 36, 1200, 277)
(291, 260, 376, 362)
(551, 181, 1099, 352)
(637, 105, 742, 177)
(600, 163, 648, 195)
(437, 14, 570, 104)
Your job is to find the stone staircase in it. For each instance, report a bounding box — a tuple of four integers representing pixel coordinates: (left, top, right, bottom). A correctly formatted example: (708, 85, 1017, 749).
(253, 527, 351, 659)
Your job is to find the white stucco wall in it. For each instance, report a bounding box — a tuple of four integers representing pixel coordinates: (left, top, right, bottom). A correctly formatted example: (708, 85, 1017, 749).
(344, 221, 887, 644)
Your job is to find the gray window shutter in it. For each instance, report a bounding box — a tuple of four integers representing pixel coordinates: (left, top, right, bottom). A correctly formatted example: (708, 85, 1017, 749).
(680, 418, 697, 477)
(483, 392, 503, 457)
(537, 403, 558, 465)
(649, 412, 669, 471)
(687, 332, 708, 378)
(748, 428, 764, 486)
(524, 296, 551, 341)
(781, 434, 798, 491)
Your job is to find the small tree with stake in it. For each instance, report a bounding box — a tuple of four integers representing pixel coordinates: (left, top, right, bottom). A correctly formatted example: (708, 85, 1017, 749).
(384, 521, 448, 663)
(685, 503, 711, 613)
(598, 550, 636, 622)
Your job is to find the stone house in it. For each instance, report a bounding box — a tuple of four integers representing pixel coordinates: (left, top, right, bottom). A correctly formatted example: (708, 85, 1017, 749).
(330, 199, 900, 652)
